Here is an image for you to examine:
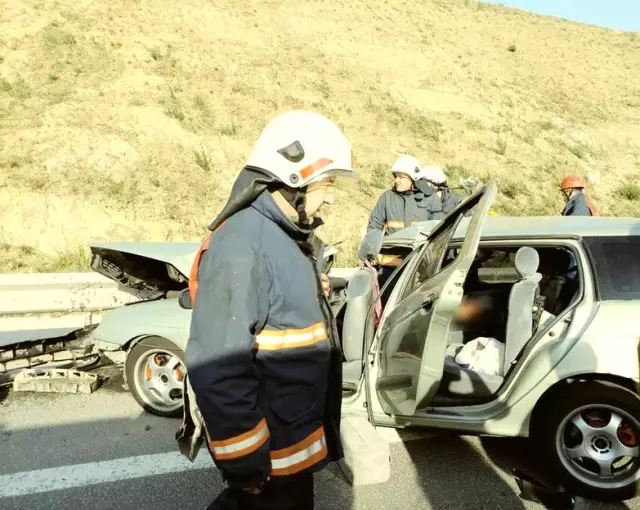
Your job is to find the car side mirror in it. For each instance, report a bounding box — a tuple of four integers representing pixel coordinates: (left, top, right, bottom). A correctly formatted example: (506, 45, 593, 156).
(178, 288, 192, 310)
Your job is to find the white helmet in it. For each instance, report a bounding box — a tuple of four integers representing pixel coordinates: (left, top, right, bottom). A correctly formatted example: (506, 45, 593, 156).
(420, 164, 447, 185)
(390, 155, 422, 181)
(245, 110, 355, 188)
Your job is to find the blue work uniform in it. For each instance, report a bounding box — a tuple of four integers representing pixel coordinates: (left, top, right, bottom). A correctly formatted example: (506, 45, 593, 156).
(184, 189, 343, 491)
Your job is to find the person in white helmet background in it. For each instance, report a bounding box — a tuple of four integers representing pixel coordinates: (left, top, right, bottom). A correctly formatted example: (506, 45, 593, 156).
(418, 164, 464, 219)
(357, 155, 441, 269)
(181, 111, 355, 509)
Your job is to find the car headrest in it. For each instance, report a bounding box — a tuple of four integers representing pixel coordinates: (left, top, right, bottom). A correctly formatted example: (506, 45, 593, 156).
(514, 247, 539, 278)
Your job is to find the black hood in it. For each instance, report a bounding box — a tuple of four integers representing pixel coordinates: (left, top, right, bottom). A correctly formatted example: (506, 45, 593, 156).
(251, 191, 322, 242)
(208, 166, 277, 232)
(208, 166, 324, 261)
(208, 165, 324, 233)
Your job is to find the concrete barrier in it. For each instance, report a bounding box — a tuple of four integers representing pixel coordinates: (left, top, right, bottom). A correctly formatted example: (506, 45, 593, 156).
(13, 368, 100, 394)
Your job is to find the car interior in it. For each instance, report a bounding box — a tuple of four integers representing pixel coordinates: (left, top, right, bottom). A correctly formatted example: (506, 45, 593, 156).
(337, 242, 582, 405)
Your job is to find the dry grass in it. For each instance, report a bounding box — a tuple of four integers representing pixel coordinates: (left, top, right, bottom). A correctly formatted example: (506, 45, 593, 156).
(1, 0, 640, 272)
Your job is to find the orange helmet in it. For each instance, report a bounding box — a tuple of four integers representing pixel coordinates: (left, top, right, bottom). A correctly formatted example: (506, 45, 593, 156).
(560, 174, 586, 190)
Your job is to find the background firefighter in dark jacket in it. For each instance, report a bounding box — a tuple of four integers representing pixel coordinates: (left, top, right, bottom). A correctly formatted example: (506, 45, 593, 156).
(357, 155, 441, 270)
(559, 174, 598, 216)
(184, 110, 356, 509)
(418, 164, 464, 219)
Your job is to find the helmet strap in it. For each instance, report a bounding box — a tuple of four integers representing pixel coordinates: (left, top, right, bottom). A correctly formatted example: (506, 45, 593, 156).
(277, 185, 310, 226)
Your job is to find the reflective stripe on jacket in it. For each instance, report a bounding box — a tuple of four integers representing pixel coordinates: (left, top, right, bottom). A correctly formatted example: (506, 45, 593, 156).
(184, 191, 342, 489)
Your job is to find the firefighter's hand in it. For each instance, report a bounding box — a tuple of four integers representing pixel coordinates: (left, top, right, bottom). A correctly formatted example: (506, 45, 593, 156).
(321, 273, 332, 298)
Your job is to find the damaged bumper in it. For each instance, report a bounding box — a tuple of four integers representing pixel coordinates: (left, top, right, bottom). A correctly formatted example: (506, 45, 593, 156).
(0, 324, 102, 380)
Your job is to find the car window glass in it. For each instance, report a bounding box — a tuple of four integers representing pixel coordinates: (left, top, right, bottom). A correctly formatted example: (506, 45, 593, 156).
(600, 242, 640, 293)
(481, 250, 516, 269)
(403, 222, 456, 298)
(584, 236, 640, 300)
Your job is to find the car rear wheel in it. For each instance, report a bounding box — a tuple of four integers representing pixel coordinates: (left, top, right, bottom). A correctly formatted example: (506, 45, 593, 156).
(535, 380, 640, 502)
(125, 336, 185, 418)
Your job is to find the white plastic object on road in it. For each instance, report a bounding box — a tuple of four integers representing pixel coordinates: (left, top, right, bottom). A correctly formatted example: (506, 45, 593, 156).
(338, 416, 391, 486)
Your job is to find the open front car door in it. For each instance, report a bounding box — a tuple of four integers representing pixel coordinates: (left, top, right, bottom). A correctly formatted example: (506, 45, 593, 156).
(374, 182, 498, 416)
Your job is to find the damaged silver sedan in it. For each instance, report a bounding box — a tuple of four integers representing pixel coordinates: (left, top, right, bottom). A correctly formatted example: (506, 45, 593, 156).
(85, 182, 640, 502)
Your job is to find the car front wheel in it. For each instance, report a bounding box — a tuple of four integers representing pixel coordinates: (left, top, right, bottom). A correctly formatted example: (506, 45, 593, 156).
(536, 380, 640, 502)
(125, 336, 185, 418)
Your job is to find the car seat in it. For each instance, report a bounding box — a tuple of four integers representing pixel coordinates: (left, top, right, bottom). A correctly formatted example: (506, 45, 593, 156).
(341, 267, 378, 389)
(440, 247, 542, 398)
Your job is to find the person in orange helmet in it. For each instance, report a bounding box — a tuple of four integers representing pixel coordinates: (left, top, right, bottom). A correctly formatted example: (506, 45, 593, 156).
(559, 174, 598, 216)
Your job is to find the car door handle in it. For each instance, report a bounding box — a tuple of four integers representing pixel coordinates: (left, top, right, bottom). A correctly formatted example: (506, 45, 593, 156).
(376, 374, 414, 391)
(422, 295, 436, 309)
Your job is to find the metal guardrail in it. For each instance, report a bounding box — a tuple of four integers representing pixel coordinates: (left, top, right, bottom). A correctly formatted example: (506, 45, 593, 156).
(0, 273, 139, 316)
(0, 272, 138, 348)
(0, 267, 359, 377)
(0, 268, 359, 341)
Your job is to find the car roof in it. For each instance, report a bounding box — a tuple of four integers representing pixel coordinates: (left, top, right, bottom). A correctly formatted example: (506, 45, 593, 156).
(384, 215, 640, 245)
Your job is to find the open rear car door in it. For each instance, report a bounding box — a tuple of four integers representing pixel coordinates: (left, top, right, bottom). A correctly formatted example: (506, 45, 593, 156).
(373, 182, 497, 416)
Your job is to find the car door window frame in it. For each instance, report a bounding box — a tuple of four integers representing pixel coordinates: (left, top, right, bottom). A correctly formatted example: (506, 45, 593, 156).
(399, 220, 460, 301)
(447, 236, 587, 318)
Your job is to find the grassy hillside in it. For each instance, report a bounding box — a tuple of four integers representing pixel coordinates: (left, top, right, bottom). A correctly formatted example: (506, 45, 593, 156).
(1, 0, 639, 272)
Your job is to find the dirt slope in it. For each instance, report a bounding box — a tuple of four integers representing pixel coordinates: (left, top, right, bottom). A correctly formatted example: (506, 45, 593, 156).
(1, 0, 639, 272)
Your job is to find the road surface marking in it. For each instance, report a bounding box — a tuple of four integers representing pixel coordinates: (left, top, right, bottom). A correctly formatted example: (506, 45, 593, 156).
(0, 451, 215, 498)
(0, 428, 430, 498)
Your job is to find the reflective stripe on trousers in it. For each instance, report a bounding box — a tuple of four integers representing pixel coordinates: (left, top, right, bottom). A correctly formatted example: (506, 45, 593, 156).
(270, 427, 328, 476)
(254, 323, 328, 351)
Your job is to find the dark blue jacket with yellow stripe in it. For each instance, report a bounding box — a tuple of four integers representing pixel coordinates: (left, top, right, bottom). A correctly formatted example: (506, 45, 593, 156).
(367, 186, 441, 235)
(358, 185, 442, 264)
(184, 190, 342, 489)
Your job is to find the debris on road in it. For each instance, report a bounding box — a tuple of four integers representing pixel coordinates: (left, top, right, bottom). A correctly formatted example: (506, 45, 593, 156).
(338, 416, 391, 486)
(13, 368, 99, 394)
(0, 325, 101, 379)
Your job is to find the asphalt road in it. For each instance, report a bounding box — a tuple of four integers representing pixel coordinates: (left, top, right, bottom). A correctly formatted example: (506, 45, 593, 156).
(0, 367, 637, 510)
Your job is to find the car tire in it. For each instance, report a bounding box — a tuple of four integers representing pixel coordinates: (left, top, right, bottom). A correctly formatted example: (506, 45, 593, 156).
(534, 380, 640, 502)
(125, 336, 186, 418)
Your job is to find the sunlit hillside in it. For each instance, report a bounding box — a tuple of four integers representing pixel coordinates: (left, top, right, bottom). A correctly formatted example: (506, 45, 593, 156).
(1, 0, 639, 271)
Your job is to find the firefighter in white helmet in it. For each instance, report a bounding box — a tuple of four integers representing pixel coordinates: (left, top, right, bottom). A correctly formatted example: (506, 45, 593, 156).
(418, 164, 464, 219)
(357, 155, 441, 268)
(179, 110, 355, 509)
